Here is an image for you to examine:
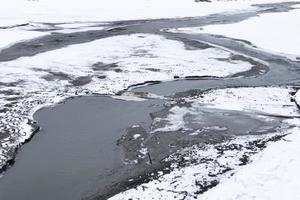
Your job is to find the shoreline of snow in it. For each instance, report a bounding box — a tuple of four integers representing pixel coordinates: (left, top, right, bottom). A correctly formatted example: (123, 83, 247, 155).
(0, 22, 111, 52)
(0, 30, 49, 52)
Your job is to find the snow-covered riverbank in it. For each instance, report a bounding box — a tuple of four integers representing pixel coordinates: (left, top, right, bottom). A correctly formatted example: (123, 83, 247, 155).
(168, 3, 300, 57)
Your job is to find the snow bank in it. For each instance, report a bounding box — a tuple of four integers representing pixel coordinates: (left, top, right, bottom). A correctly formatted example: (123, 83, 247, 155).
(201, 119, 300, 200)
(170, 7, 300, 56)
(196, 87, 299, 117)
(0, 34, 253, 170)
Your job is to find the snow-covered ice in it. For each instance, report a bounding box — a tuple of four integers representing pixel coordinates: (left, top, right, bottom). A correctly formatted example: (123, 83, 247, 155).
(151, 106, 193, 133)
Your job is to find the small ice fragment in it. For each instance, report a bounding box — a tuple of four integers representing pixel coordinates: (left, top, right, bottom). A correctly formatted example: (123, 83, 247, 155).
(133, 134, 141, 139)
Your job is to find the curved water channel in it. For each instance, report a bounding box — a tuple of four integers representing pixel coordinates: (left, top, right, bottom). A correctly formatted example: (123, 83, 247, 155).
(0, 2, 300, 200)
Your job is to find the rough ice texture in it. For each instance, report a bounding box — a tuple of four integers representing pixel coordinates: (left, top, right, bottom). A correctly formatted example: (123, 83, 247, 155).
(109, 87, 300, 200)
(0, 34, 253, 170)
(169, 8, 300, 56)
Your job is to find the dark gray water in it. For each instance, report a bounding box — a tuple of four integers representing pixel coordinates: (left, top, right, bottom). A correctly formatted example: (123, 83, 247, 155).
(0, 96, 163, 200)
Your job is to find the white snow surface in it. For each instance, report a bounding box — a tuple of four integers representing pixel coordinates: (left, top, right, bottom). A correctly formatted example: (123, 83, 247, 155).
(0, 33, 253, 169)
(170, 7, 300, 56)
(201, 119, 300, 200)
(110, 87, 300, 200)
(0, 0, 294, 26)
